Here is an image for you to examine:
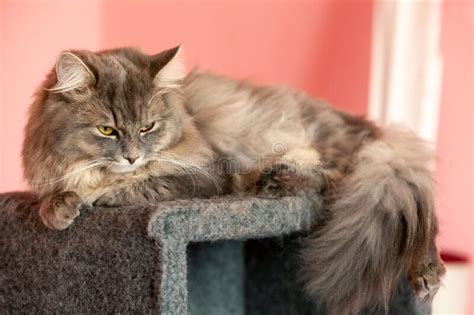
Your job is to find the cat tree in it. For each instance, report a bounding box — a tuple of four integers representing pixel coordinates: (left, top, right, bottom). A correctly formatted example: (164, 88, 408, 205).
(0, 192, 428, 314)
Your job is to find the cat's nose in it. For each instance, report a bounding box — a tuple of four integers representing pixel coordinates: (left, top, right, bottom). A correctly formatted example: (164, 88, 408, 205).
(123, 155, 139, 164)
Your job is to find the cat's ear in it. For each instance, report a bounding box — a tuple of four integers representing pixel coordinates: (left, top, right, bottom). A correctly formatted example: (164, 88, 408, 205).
(49, 51, 96, 93)
(150, 46, 185, 89)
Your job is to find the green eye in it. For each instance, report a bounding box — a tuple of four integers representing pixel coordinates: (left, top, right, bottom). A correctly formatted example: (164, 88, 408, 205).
(140, 122, 155, 133)
(97, 126, 116, 136)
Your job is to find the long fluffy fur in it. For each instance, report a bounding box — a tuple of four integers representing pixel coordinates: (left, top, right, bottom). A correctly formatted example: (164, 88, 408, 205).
(24, 47, 442, 312)
(300, 127, 437, 314)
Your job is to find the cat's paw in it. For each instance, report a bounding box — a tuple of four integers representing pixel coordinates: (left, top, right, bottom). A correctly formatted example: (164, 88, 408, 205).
(256, 163, 300, 197)
(408, 254, 446, 303)
(39, 191, 81, 230)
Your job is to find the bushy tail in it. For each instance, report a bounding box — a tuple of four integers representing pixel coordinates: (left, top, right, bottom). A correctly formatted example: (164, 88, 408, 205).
(300, 128, 437, 314)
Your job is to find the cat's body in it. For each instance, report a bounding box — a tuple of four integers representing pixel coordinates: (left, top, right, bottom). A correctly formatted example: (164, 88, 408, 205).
(22, 47, 445, 314)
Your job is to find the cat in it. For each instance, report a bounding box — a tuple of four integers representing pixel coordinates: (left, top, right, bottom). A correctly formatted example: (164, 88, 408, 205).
(22, 46, 445, 314)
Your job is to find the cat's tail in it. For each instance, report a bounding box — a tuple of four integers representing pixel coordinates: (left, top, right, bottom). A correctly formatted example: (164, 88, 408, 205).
(300, 127, 438, 314)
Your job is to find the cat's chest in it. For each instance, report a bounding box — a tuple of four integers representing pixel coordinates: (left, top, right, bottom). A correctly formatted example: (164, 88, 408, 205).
(63, 166, 151, 205)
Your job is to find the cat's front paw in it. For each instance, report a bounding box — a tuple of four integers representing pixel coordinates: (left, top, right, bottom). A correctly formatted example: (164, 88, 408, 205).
(256, 163, 299, 197)
(39, 191, 81, 230)
(255, 163, 327, 198)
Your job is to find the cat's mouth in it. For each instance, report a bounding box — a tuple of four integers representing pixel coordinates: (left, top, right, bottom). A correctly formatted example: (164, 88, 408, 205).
(109, 160, 146, 173)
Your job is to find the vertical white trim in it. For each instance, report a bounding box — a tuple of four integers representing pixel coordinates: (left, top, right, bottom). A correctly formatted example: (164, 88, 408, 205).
(368, 0, 443, 146)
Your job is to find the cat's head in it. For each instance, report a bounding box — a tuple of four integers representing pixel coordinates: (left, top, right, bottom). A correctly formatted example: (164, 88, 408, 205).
(27, 46, 187, 175)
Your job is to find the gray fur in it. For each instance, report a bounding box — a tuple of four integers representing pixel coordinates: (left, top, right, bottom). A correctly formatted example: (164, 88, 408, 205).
(300, 128, 443, 314)
(23, 47, 227, 229)
(22, 47, 444, 313)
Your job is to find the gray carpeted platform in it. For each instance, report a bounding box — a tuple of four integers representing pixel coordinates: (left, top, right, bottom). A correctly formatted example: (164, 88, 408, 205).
(0, 192, 429, 314)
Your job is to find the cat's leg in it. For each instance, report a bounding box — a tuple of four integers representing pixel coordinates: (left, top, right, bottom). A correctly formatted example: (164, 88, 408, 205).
(256, 163, 300, 196)
(39, 191, 82, 230)
(408, 240, 446, 302)
(254, 147, 326, 197)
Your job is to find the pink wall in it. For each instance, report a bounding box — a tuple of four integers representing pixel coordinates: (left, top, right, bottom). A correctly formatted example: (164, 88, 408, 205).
(0, 0, 373, 192)
(0, 0, 101, 191)
(100, 1, 372, 115)
(0, 0, 4, 190)
(436, 0, 474, 304)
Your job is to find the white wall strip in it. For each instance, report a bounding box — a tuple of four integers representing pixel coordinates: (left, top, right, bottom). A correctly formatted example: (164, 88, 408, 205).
(368, 0, 443, 146)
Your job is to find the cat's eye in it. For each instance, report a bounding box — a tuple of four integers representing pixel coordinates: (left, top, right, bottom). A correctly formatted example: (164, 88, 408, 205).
(97, 126, 117, 136)
(140, 122, 155, 133)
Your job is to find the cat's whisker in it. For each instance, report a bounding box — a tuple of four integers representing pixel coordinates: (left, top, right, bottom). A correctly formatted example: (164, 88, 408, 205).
(160, 158, 222, 194)
(34, 159, 105, 186)
(179, 166, 197, 198)
(187, 165, 223, 196)
(152, 154, 223, 195)
(154, 158, 197, 197)
(158, 154, 224, 195)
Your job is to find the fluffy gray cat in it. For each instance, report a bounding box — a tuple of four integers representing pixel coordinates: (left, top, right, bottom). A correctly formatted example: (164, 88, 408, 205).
(22, 46, 445, 314)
